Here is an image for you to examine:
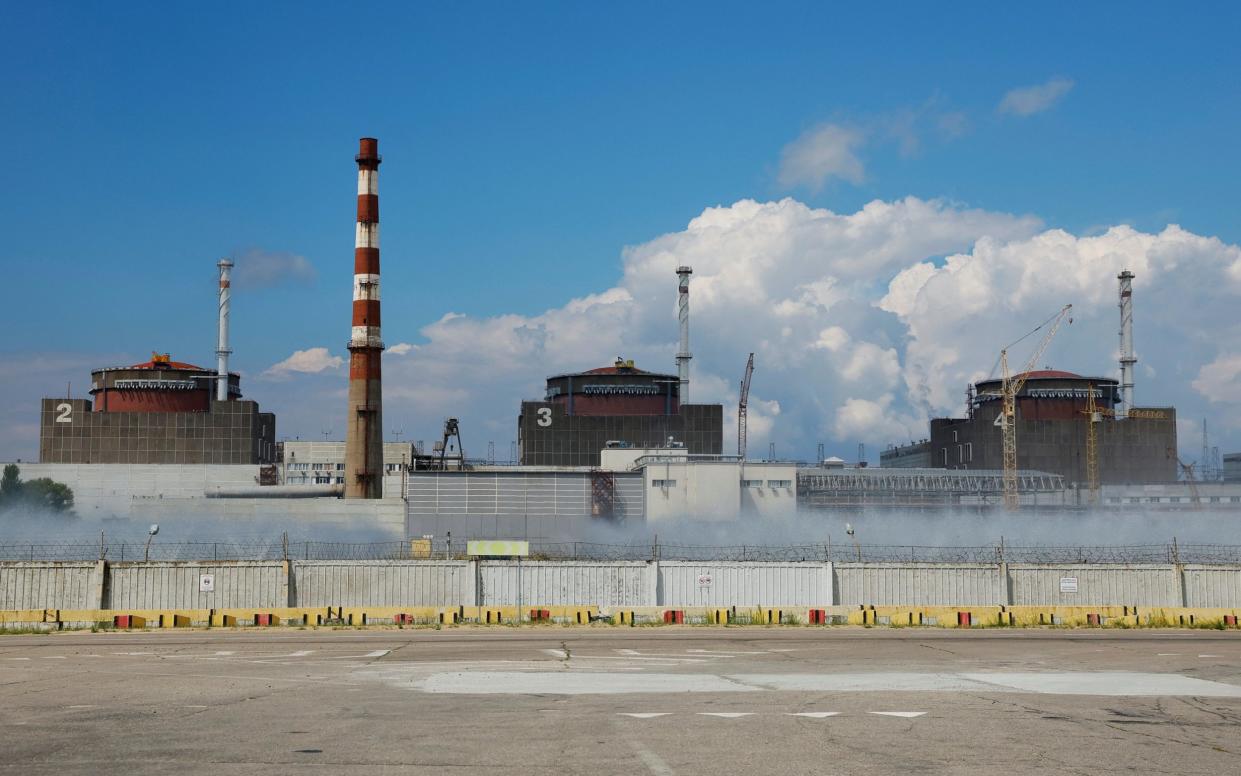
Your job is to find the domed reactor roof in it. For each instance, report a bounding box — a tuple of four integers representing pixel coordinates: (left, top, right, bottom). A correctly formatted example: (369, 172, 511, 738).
(545, 358, 680, 416)
(972, 368, 1120, 420)
(89, 352, 240, 413)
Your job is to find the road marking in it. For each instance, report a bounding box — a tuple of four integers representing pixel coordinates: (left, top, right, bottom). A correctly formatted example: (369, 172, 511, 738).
(789, 712, 841, 718)
(67, 705, 97, 709)
(415, 672, 758, 695)
(698, 712, 754, 718)
(633, 742, 674, 775)
(364, 650, 390, 658)
(6, 657, 31, 661)
(1199, 655, 1221, 658)
(619, 713, 671, 718)
(182, 705, 209, 709)
(288, 650, 314, 657)
(214, 651, 235, 656)
(685, 649, 771, 655)
(41, 656, 66, 660)
(870, 712, 926, 718)
(543, 649, 568, 658)
(113, 652, 155, 656)
(1157, 653, 1181, 656)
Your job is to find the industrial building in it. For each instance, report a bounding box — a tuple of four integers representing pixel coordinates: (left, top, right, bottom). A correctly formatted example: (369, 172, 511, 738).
(39, 354, 276, 465)
(280, 440, 411, 496)
(517, 358, 724, 466)
(924, 370, 1176, 484)
(883, 271, 1179, 490)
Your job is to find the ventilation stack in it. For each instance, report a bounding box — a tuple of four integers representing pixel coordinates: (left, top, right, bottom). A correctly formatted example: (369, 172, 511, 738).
(676, 265, 692, 403)
(345, 137, 384, 498)
(1117, 269, 1135, 419)
(216, 259, 233, 401)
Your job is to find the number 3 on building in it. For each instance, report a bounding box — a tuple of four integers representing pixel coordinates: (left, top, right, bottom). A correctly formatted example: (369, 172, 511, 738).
(55, 403, 72, 423)
(537, 407, 552, 427)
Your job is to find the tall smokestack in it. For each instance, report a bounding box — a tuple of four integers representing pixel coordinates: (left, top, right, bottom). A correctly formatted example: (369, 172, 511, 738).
(676, 265, 692, 403)
(216, 258, 233, 401)
(345, 137, 384, 498)
(1118, 269, 1136, 419)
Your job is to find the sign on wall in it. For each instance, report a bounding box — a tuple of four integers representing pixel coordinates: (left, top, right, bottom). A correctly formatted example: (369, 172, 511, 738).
(1059, 577, 1078, 594)
(199, 574, 215, 593)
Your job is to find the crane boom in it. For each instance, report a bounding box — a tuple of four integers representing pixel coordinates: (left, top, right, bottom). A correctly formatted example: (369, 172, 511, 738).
(738, 353, 754, 457)
(1000, 304, 1073, 509)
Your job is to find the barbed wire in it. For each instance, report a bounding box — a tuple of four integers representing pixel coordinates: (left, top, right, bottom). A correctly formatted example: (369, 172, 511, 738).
(1, 538, 1238, 564)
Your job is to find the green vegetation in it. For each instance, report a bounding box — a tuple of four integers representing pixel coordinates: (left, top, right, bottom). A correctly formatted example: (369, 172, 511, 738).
(0, 464, 75, 514)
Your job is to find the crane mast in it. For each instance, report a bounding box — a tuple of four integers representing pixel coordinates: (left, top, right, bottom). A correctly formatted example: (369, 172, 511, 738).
(738, 353, 755, 458)
(999, 304, 1073, 510)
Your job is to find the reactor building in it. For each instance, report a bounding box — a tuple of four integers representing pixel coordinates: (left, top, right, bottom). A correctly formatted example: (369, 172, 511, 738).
(39, 353, 276, 465)
(517, 358, 724, 466)
(882, 270, 1178, 485)
(38, 259, 276, 465)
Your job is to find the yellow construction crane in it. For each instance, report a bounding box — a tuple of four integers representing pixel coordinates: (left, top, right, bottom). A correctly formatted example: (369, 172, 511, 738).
(1083, 383, 1104, 506)
(1178, 458, 1203, 510)
(996, 304, 1074, 510)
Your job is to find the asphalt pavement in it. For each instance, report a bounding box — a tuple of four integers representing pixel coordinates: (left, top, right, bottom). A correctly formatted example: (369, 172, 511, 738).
(2, 627, 1239, 775)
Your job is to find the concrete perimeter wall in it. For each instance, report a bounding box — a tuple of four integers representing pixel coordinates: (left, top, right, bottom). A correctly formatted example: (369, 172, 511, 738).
(0, 562, 99, 610)
(293, 561, 475, 607)
(836, 564, 1003, 606)
(105, 562, 287, 610)
(3, 560, 1239, 610)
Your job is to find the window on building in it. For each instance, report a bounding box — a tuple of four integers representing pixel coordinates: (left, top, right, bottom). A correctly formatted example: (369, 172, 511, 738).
(1107, 497, 1120, 504)
(336, 464, 345, 471)
(314, 476, 333, 484)
(1169, 497, 1181, 503)
(741, 479, 763, 487)
(652, 479, 676, 488)
(1128, 497, 1141, 504)
(767, 480, 792, 488)
(1148, 497, 1161, 503)
(966, 442, 973, 462)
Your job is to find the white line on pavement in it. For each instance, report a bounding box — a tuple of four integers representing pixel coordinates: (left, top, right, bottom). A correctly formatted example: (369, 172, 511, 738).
(869, 712, 926, 718)
(619, 713, 671, 718)
(698, 712, 754, 718)
(789, 712, 841, 718)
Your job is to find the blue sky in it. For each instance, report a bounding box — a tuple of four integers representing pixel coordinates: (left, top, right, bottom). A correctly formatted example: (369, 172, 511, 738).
(2, 3, 1240, 462)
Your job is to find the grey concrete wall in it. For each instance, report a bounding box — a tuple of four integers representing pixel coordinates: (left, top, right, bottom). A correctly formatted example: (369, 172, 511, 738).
(1008, 564, 1181, 606)
(1183, 565, 1241, 608)
(3, 560, 1238, 610)
(835, 563, 1004, 606)
(658, 562, 832, 606)
(479, 561, 654, 607)
(292, 561, 475, 607)
(0, 562, 98, 610)
(105, 562, 286, 610)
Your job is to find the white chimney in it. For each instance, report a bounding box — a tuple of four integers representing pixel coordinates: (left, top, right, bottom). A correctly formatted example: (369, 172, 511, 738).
(216, 258, 233, 401)
(676, 265, 692, 403)
(1117, 269, 1135, 418)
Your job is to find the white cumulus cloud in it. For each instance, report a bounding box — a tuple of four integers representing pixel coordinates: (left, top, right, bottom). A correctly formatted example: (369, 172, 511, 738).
(998, 77, 1075, 116)
(232, 249, 317, 290)
(777, 124, 867, 190)
(262, 197, 1241, 461)
(262, 347, 343, 379)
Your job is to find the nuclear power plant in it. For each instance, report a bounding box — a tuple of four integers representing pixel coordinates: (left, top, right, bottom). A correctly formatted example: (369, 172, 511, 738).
(14, 137, 1241, 540)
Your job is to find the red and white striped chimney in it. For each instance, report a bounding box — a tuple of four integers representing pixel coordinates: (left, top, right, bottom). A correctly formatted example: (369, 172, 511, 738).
(344, 137, 384, 498)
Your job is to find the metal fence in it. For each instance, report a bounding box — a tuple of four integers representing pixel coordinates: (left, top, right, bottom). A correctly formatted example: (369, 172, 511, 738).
(1, 538, 1239, 564)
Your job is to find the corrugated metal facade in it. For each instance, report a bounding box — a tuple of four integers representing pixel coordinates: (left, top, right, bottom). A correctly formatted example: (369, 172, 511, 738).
(479, 561, 653, 606)
(658, 562, 832, 606)
(1182, 565, 1241, 608)
(0, 563, 96, 610)
(835, 563, 1003, 606)
(105, 562, 285, 610)
(292, 561, 475, 607)
(405, 470, 644, 538)
(1008, 564, 1180, 606)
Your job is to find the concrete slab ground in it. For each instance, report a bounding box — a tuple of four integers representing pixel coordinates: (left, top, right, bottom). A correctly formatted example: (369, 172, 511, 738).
(1, 627, 1240, 774)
